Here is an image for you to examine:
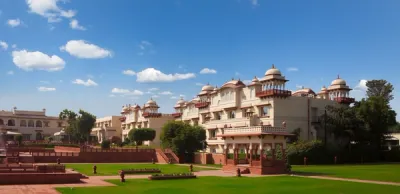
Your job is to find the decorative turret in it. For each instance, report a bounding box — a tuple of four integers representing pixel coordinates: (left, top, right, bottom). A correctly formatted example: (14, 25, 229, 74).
(256, 64, 291, 98)
(327, 75, 354, 104)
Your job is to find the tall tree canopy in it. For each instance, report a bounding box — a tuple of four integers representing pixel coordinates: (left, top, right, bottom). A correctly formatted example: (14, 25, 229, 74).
(160, 121, 206, 156)
(58, 109, 96, 143)
(128, 128, 156, 145)
(366, 79, 394, 102)
(322, 79, 397, 150)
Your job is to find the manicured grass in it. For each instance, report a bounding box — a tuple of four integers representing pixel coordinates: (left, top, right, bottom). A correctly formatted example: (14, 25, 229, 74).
(66, 163, 214, 176)
(292, 164, 400, 182)
(56, 176, 400, 194)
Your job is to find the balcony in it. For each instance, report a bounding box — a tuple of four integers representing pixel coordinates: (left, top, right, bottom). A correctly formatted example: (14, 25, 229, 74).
(208, 137, 218, 140)
(217, 126, 288, 137)
(256, 89, 292, 98)
(142, 112, 162, 118)
(195, 102, 210, 109)
(334, 97, 355, 104)
(119, 117, 126, 122)
(172, 112, 182, 118)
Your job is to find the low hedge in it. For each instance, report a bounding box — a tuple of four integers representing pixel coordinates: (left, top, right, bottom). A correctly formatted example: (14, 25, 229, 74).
(148, 173, 196, 180)
(21, 144, 80, 148)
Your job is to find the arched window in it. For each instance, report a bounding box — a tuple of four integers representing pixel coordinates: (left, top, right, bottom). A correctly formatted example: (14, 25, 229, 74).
(229, 111, 235, 119)
(28, 120, 34, 127)
(7, 119, 15, 126)
(36, 121, 42, 128)
(20, 120, 27, 127)
(0, 119, 3, 125)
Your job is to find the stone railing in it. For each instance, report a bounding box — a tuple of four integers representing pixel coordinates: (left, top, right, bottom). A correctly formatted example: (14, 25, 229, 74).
(223, 126, 287, 134)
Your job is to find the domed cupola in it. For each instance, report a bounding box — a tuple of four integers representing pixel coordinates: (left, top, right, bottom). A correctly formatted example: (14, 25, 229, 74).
(257, 64, 291, 98)
(327, 75, 354, 104)
(144, 98, 159, 108)
(198, 83, 214, 96)
(248, 76, 261, 86)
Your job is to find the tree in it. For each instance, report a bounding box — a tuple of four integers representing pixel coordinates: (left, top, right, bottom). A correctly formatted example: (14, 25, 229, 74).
(366, 79, 394, 102)
(160, 121, 206, 157)
(128, 128, 156, 145)
(287, 128, 301, 143)
(58, 109, 96, 143)
(14, 135, 22, 146)
(101, 140, 111, 149)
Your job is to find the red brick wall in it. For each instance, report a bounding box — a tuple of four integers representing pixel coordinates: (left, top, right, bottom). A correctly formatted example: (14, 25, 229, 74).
(6, 147, 55, 153)
(194, 153, 225, 165)
(32, 151, 157, 163)
(0, 173, 82, 184)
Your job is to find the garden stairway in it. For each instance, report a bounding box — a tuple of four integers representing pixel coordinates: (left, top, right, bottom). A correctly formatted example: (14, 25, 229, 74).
(155, 149, 180, 164)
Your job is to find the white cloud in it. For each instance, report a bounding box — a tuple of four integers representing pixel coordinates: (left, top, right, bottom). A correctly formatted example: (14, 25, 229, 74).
(38, 86, 56, 92)
(152, 95, 160, 98)
(350, 79, 368, 101)
(136, 68, 195, 83)
(179, 94, 185, 97)
(11, 44, 17, 49)
(122, 69, 136, 76)
(72, 79, 98, 87)
(69, 19, 85, 30)
(200, 68, 217, 74)
(26, 0, 76, 23)
(6, 71, 14, 75)
(195, 83, 204, 86)
(148, 88, 159, 91)
(137, 40, 154, 55)
(12, 50, 65, 71)
(60, 40, 112, 59)
(353, 79, 368, 91)
(139, 41, 152, 50)
(287, 67, 299, 72)
(159, 91, 173, 95)
(0, 41, 8, 50)
(250, 0, 259, 6)
(295, 84, 304, 89)
(7, 19, 21, 27)
(111, 88, 143, 96)
(171, 96, 178, 99)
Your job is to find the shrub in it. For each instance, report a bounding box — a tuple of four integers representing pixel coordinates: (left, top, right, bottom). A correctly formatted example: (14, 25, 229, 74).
(14, 135, 23, 145)
(101, 140, 111, 149)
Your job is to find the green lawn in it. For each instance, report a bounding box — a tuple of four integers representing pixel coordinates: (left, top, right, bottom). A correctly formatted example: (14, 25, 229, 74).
(292, 164, 400, 182)
(191, 163, 223, 168)
(66, 163, 214, 176)
(56, 176, 400, 194)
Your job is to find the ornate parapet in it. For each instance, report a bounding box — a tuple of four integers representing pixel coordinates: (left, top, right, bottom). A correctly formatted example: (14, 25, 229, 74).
(256, 89, 291, 98)
(142, 112, 162, 118)
(195, 102, 210, 108)
(172, 112, 182, 118)
(334, 97, 355, 104)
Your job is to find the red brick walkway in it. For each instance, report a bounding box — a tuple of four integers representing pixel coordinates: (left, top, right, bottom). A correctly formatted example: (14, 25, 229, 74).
(0, 170, 398, 194)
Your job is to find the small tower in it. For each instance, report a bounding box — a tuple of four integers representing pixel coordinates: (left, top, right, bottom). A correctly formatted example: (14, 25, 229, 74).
(327, 75, 355, 104)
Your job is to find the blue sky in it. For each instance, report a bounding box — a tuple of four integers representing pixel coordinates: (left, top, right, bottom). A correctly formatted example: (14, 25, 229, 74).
(0, 0, 399, 120)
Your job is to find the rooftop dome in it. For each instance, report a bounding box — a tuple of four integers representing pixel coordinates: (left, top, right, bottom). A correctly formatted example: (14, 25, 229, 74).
(265, 64, 282, 76)
(331, 75, 347, 86)
(321, 85, 327, 91)
(177, 97, 185, 104)
(213, 86, 218, 91)
(201, 83, 214, 91)
(252, 76, 259, 82)
(146, 98, 157, 106)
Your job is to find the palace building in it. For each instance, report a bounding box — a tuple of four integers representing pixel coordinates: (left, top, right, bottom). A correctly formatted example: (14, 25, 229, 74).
(173, 64, 355, 154)
(120, 99, 174, 146)
(0, 107, 67, 141)
(91, 116, 123, 143)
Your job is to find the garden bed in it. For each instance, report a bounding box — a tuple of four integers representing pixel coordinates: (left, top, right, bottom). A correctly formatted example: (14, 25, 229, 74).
(121, 168, 161, 174)
(148, 173, 197, 180)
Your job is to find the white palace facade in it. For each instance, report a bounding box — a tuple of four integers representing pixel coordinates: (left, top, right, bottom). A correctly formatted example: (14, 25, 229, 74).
(120, 99, 174, 146)
(172, 65, 355, 154)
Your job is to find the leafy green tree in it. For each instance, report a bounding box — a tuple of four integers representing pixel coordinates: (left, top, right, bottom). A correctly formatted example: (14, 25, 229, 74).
(128, 128, 156, 145)
(101, 140, 111, 149)
(287, 128, 301, 143)
(58, 109, 96, 143)
(14, 135, 23, 146)
(160, 121, 206, 156)
(366, 79, 394, 102)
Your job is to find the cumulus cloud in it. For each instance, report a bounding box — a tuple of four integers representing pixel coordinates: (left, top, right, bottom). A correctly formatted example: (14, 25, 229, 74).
(287, 67, 299, 72)
(69, 19, 86, 30)
(171, 96, 178, 99)
(148, 88, 159, 91)
(200, 68, 217, 74)
(353, 79, 368, 91)
(7, 19, 21, 27)
(0, 41, 8, 50)
(60, 40, 112, 59)
(38, 86, 56, 92)
(12, 50, 65, 71)
(350, 79, 368, 101)
(136, 68, 195, 83)
(26, 0, 76, 23)
(152, 95, 160, 98)
(72, 79, 98, 86)
(111, 88, 143, 96)
(159, 91, 173, 95)
(122, 69, 136, 76)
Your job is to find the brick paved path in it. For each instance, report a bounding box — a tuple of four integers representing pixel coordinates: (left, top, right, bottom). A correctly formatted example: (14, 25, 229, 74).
(0, 170, 398, 194)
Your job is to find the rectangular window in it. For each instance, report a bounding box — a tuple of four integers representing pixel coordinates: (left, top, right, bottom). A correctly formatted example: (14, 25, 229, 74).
(228, 111, 235, 119)
(214, 112, 221, 120)
(260, 106, 270, 117)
